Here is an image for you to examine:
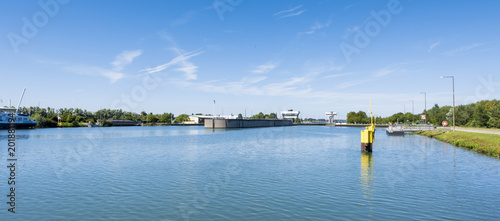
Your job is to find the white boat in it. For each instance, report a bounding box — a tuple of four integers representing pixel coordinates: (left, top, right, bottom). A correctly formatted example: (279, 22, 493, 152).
(0, 88, 37, 129)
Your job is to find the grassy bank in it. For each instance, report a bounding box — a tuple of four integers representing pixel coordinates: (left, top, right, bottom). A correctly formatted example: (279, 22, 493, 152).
(414, 131, 500, 158)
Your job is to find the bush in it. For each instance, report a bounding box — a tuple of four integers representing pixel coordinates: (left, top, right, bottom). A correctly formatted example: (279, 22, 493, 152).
(75, 116, 85, 122)
(31, 113, 57, 128)
(101, 120, 113, 127)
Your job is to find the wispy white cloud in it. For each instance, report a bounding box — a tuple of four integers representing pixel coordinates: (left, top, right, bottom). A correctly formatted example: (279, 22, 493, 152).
(342, 26, 359, 39)
(343, 5, 355, 10)
(443, 43, 484, 56)
(428, 39, 442, 53)
(173, 76, 320, 99)
(171, 10, 197, 26)
(373, 68, 395, 77)
(111, 50, 142, 71)
(64, 66, 125, 83)
(337, 78, 373, 89)
(165, 58, 347, 102)
(140, 50, 204, 80)
(149, 33, 205, 80)
(336, 66, 401, 89)
(274, 5, 305, 19)
(242, 76, 267, 84)
(279, 10, 305, 19)
(323, 72, 353, 79)
(300, 20, 331, 35)
(64, 50, 142, 83)
(251, 62, 278, 74)
(303, 58, 344, 77)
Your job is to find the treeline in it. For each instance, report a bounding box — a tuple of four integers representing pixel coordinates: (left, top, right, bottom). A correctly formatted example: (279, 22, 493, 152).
(12, 106, 283, 128)
(347, 100, 500, 128)
(16, 106, 189, 128)
(249, 112, 278, 119)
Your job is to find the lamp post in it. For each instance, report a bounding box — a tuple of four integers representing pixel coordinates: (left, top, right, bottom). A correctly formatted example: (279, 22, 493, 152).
(409, 100, 414, 125)
(403, 104, 406, 125)
(440, 76, 455, 132)
(419, 92, 426, 125)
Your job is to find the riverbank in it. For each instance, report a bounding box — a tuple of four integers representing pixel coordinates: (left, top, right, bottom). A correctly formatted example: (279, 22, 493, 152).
(414, 131, 500, 158)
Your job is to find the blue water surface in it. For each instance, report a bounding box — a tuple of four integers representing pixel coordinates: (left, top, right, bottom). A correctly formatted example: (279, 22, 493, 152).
(0, 126, 499, 220)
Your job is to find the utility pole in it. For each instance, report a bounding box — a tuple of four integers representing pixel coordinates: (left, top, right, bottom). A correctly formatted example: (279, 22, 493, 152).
(420, 92, 427, 125)
(440, 76, 455, 132)
(410, 100, 414, 125)
(403, 104, 406, 125)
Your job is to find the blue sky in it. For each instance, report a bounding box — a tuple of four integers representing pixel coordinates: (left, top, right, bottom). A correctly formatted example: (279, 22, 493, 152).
(1, 0, 500, 119)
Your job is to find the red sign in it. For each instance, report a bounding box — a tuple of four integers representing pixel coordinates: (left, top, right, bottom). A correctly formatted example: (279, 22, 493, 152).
(442, 121, 448, 126)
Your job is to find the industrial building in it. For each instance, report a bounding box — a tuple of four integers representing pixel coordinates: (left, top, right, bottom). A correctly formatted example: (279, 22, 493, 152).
(280, 109, 300, 121)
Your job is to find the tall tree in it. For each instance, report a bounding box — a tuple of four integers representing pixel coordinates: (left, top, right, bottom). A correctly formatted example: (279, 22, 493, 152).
(487, 105, 500, 128)
(174, 114, 190, 123)
(471, 104, 488, 127)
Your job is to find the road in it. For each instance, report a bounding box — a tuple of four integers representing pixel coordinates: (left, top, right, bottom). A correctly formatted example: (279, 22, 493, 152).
(455, 128, 500, 135)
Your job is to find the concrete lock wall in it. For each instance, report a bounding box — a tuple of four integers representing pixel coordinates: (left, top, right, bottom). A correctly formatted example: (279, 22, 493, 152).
(205, 119, 293, 128)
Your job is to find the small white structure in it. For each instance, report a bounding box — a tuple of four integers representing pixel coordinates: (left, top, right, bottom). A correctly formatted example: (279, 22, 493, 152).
(326, 111, 337, 124)
(281, 109, 300, 121)
(187, 115, 239, 124)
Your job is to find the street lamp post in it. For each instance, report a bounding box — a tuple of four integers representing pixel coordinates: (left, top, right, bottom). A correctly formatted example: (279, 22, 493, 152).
(419, 92, 426, 125)
(403, 104, 406, 125)
(410, 100, 414, 125)
(440, 76, 455, 132)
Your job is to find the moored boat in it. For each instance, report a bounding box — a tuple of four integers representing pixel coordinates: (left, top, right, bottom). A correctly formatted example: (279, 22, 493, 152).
(0, 88, 37, 129)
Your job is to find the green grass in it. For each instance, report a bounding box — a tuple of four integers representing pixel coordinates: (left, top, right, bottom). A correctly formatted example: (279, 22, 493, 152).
(414, 131, 500, 158)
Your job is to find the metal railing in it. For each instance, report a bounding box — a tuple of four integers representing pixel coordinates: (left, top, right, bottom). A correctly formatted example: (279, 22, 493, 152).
(387, 125, 434, 132)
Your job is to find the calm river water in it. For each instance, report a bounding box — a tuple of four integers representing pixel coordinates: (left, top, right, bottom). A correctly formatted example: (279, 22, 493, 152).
(1, 126, 499, 220)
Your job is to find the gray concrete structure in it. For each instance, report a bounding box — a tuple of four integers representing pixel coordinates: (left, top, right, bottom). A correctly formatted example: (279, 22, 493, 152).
(205, 119, 293, 129)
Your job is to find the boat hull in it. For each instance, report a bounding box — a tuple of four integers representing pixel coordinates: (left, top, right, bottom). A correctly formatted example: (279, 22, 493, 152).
(0, 122, 37, 129)
(386, 130, 405, 136)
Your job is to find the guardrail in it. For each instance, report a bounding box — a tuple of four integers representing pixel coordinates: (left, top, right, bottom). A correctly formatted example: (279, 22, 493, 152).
(387, 125, 435, 132)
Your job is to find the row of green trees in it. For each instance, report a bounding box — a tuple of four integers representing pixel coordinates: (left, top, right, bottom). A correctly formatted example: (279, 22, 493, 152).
(10, 106, 283, 128)
(249, 112, 278, 119)
(13, 99, 500, 128)
(15, 106, 196, 128)
(346, 100, 500, 128)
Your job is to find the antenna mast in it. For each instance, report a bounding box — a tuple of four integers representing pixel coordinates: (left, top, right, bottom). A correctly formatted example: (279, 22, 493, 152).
(16, 88, 26, 114)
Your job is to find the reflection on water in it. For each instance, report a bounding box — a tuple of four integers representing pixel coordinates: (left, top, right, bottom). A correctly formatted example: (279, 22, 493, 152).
(0, 134, 30, 140)
(360, 152, 374, 214)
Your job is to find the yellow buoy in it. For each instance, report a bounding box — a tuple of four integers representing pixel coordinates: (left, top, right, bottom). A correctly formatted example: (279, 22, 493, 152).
(361, 101, 375, 152)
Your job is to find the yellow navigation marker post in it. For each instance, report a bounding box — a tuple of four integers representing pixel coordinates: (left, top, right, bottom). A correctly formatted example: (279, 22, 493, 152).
(361, 101, 375, 152)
